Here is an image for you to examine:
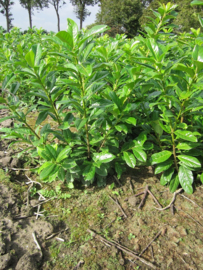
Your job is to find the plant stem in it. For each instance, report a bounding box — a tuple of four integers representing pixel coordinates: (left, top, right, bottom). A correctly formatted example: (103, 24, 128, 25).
(170, 125, 179, 172)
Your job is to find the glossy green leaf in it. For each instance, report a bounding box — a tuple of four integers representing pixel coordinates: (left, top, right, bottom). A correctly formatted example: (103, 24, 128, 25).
(123, 152, 136, 168)
(58, 167, 66, 181)
(115, 162, 123, 179)
(132, 147, 147, 162)
(135, 132, 147, 146)
(83, 164, 96, 181)
(192, 45, 203, 62)
(2, 73, 15, 90)
(45, 145, 57, 160)
(35, 111, 48, 126)
(155, 159, 173, 174)
(94, 153, 115, 163)
(96, 164, 108, 177)
(25, 50, 35, 68)
(160, 167, 174, 186)
(40, 164, 57, 180)
(115, 124, 128, 134)
(56, 146, 72, 162)
(56, 31, 73, 48)
(169, 174, 180, 193)
(178, 166, 193, 194)
(32, 44, 42, 66)
(0, 97, 7, 104)
(191, 0, 203, 6)
(178, 155, 201, 168)
(174, 130, 197, 142)
(125, 117, 137, 125)
(109, 91, 122, 112)
(151, 151, 172, 165)
(200, 173, 203, 184)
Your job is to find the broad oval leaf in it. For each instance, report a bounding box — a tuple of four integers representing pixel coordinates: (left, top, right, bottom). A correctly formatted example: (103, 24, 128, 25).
(155, 159, 173, 174)
(160, 167, 174, 186)
(151, 151, 172, 165)
(169, 174, 180, 193)
(133, 147, 147, 162)
(83, 164, 96, 181)
(178, 155, 201, 168)
(40, 164, 57, 180)
(123, 152, 136, 168)
(56, 31, 73, 48)
(174, 130, 197, 142)
(56, 146, 72, 162)
(178, 166, 193, 194)
(58, 167, 66, 181)
(94, 153, 115, 163)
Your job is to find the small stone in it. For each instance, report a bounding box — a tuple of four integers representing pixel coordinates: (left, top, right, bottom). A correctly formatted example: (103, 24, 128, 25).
(128, 196, 141, 206)
(0, 156, 12, 167)
(0, 253, 12, 269)
(1, 119, 13, 128)
(16, 254, 37, 270)
(10, 158, 20, 168)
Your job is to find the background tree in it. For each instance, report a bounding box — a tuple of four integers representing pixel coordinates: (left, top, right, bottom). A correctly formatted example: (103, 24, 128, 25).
(70, 0, 98, 29)
(95, 0, 143, 37)
(0, 0, 14, 32)
(139, 0, 203, 32)
(48, 0, 66, 32)
(19, 0, 48, 29)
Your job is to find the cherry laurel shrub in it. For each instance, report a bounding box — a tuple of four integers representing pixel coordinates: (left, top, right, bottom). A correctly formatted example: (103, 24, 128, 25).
(0, 1, 203, 193)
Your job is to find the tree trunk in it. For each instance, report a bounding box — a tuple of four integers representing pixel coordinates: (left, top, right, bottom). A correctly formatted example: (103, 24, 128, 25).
(6, 7, 9, 32)
(80, 16, 82, 30)
(57, 11, 60, 32)
(28, 7, 32, 29)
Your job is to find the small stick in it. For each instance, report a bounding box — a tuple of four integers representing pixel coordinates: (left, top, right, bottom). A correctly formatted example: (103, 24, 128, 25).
(180, 194, 203, 209)
(32, 197, 56, 208)
(150, 246, 155, 262)
(87, 229, 156, 269)
(32, 232, 42, 252)
(46, 227, 69, 240)
(113, 175, 122, 187)
(129, 179, 134, 194)
(155, 188, 183, 211)
(138, 185, 148, 209)
(139, 230, 162, 257)
(11, 167, 31, 171)
(109, 195, 127, 218)
(147, 189, 162, 208)
(56, 237, 64, 242)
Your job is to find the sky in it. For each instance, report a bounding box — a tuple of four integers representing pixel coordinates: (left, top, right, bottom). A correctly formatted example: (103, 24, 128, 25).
(0, 0, 99, 32)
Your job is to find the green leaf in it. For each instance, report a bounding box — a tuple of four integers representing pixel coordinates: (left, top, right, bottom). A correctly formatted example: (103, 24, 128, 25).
(96, 164, 108, 177)
(115, 162, 123, 179)
(135, 132, 147, 146)
(125, 117, 137, 125)
(198, 14, 203, 27)
(132, 147, 147, 162)
(85, 25, 108, 38)
(155, 159, 173, 174)
(0, 97, 6, 104)
(192, 45, 203, 62)
(40, 164, 57, 180)
(56, 31, 73, 48)
(176, 142, 200, 150)
(2, 74, 15, 90)
(67, 18, 78, 46)
(200, 173, 203, 184)
(109, 91, 122, 112)
(174, 130, 197, 142)
(94, 152, 115, 163)
(178, 155, 201, 168)
(83, 164, 96, 181)
(32, 44, 42, 66)
(151, 151, 172, 165)
(160, 167, 174, 186)
(115, 124, 128, 134)
(56, 146, 72, 162)
(169, 174, 180, 193)
(123, 152, 136, 168)
(178, 166, 193, 194)
(35, 111, 48, 126)
(58, 167, 66, 181)
(191, 0, 203, 6)
(25, 50, 35, 68)
(45, 145, 57, 160)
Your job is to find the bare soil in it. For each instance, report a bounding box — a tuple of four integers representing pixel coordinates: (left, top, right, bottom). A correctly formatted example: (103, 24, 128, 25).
(0, 112, 203, 270)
